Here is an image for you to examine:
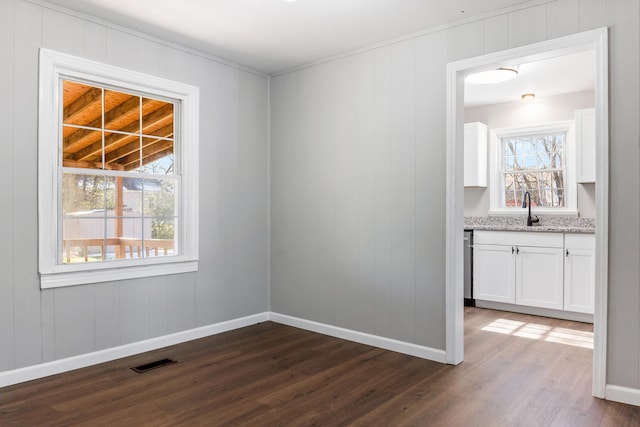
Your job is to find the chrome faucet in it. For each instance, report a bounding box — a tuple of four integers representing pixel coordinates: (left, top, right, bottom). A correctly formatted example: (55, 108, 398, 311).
(522, 191, 540, 226)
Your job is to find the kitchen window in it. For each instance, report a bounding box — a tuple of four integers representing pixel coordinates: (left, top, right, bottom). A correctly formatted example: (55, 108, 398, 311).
(38, 49, 199, 288)
(489, 122, 577, 215)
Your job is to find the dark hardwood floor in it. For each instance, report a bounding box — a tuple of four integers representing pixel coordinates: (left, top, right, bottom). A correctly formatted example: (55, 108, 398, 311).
(2, 307, 640, 426)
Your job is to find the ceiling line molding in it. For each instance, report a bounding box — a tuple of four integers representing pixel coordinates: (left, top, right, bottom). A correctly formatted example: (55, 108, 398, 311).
(271, 0, 553, 77)
(24, 0, 269, 78)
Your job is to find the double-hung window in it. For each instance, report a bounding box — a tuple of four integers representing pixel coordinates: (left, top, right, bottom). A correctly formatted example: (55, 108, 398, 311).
(489, 122, 577, 215)
(39, 49, 199, 288)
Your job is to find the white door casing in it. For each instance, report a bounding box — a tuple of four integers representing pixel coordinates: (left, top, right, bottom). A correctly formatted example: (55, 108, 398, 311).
(445, 27, 608, 398)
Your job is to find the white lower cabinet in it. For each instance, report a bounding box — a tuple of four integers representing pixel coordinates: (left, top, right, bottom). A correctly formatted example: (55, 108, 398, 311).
(474, 231, 591, 313)
(473, 231, 564, 310)
(474, 243, 515, 303)
(564, 234, 596, 314)
(515, 245, 564, 310)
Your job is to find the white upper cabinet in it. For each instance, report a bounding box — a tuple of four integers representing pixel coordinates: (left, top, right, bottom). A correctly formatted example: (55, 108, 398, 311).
(464, 122, 488, 187)
(575, 108, 596, 183)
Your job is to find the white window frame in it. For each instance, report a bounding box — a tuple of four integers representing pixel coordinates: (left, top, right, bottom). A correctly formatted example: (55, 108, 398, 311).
(38, 48, 199, 288)
(489, 121, 577, 216)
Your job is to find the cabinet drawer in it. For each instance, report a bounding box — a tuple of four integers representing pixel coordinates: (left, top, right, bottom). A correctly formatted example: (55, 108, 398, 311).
(474, 230, 563, 248)
(565, 233, 595, 250)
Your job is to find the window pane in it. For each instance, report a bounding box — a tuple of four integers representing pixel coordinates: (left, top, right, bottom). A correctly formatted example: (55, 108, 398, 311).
(104, 89, 140, 133)
(144, 177, 176, 258)
(62, 127, 105, 169)
(121, 178, 144, 215)
(144, 178, 176, 217)
(144, 219, 175, 257)
(106, 217, 143, 260)
(62, 173, 112, 213)
(141, 138, 174, 175)
(63, 81, 102, 128)
(501, 131, 566, 209)
(142, 98, 174, 138)
(62, 217, 105, 264)
(105, 133, 141, 171)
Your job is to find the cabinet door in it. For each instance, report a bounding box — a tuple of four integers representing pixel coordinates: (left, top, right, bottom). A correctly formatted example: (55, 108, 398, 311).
(564, 235, 595, 314)
(575, 108, 596, 183)
(516, 246, 564, 310)
(474, 244, 515, 303)
(464, 122, 488, 187)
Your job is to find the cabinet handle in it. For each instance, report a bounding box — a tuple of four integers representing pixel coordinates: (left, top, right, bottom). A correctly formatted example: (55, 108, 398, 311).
(512, 247, 515, 254)
(566, 249, 569, 257)
(516, 247, 520, 255)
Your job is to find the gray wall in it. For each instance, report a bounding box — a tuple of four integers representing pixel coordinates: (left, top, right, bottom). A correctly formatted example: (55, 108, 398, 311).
(0, 0, 269, 372)
(270, 0, 640, 391)
(464, 90, 597, 218)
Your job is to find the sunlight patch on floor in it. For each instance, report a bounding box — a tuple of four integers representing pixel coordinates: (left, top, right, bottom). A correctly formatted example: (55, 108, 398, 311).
(481, 318, 593, 349)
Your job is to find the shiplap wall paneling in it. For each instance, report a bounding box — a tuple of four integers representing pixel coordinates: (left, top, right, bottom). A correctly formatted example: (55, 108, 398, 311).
(53, 286, 95, 360)
(40, 0, 92, 364)
(507, 4, 547, 48)
(94, 282, 120, 351)
(446, 21, 484, 62)
(300, 61, 339, 326)
(269, 72, 297, 317)
(119, 279, 152, 345)
(606, 0, 640, 390)
(333, 54, 361, 331)
(0, 0, 16, 372)
(81, 19, 108, 63)
(372, 45, 393, 338)
(547, 0, 580, 39)
(13, 0, 43, 370)
(166, 273, 196, 334)
(389, 39, 416, 343)
(42, 7, 82, 53)
(193, 57, 222, 327)
(149, 277, 169, 338)
(579, 0, 607, 31)
(79, 22, 116, 355)
(210, 65, 242, 321)
(414, 30, 447, 349)
(334, 55, 361, 330)
(235, 70, 269, 316)
(135, 36, 163, 78)
(483, 14, 509, 54)
(354, 50, 376, 335)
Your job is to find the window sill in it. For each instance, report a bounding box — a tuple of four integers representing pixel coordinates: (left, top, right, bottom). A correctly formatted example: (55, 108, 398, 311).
(40, 259, 198, 289)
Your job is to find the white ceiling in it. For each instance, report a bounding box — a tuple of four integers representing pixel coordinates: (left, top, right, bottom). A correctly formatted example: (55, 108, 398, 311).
(464, 50, 596, 107)
(44, 0, 534, 74)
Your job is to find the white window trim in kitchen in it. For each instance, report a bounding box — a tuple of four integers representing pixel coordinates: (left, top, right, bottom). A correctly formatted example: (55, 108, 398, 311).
(38, 48, 199, 289)
(488, 121, 578, 216)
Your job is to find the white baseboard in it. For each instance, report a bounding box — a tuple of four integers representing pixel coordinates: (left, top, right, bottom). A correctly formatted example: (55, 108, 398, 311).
(269, 312, 447, 363)
(0, 311, 448, 389)
(0, 312, 269, 388)
(606, 385, 640, 407)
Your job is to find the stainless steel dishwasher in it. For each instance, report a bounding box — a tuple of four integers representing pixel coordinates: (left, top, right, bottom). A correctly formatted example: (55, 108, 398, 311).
(464, 230, 475, 307)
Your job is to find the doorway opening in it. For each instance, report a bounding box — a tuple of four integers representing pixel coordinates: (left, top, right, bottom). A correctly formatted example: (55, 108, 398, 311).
(445, 27, 608, 398)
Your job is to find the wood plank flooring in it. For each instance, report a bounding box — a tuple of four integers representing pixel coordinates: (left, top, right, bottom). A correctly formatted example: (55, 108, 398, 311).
(2, 307, 640, 426)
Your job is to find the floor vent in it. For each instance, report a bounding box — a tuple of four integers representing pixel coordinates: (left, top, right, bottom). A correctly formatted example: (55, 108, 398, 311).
(131, 358, 177, 373)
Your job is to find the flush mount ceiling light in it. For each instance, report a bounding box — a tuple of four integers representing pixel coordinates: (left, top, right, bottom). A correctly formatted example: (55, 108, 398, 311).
(465, 66, 519, 84)
(521, 93, 536, 101)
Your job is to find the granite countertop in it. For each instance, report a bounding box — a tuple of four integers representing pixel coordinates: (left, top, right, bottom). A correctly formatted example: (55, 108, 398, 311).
(464, 216, 596, 234)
